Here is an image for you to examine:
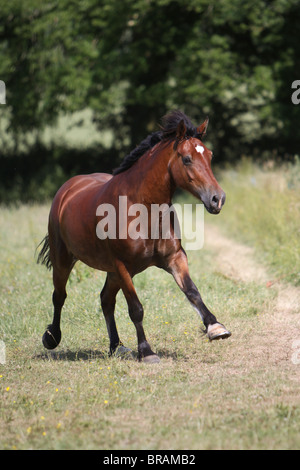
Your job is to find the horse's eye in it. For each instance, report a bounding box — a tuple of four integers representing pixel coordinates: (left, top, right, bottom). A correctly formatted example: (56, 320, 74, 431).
(182, 155, 192, 165)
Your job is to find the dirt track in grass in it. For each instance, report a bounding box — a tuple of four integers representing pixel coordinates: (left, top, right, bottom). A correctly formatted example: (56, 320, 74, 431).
(204, 223, 300, 386)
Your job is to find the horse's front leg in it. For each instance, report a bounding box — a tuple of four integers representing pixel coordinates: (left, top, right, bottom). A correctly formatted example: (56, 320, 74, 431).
(166, 249, 231, 341)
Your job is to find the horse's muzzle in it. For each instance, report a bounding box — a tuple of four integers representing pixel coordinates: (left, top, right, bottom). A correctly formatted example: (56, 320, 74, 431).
(201, 190, 226, 214)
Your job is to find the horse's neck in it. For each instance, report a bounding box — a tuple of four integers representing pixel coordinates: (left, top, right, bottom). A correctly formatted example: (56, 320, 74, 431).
(119, 143, 176, 205)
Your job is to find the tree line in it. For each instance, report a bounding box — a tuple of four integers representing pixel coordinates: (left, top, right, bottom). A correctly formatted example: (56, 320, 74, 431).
(0, 0, 299, 201)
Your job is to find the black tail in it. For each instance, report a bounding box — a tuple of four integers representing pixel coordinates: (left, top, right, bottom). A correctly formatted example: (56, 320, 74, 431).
(36, 234, 52, 270)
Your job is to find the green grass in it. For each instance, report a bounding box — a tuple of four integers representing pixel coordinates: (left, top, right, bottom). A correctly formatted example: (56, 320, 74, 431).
(1, 192, 299, 450)
(210, 157, 300, 285)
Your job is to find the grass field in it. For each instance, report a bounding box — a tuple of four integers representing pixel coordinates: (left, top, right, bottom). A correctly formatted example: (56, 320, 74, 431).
(0, 161, 299, 450)
(210, 158, 300, 286)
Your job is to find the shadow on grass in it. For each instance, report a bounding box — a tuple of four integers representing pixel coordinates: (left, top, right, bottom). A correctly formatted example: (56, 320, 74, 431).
(34, 348, 182, 362)
(35, 349, 137, 362)
(34, 349, 108, 361)
(155, 348, 181, 361)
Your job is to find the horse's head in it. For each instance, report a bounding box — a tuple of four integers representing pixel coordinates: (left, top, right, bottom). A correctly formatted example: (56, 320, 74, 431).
(169, 118, 225, 214)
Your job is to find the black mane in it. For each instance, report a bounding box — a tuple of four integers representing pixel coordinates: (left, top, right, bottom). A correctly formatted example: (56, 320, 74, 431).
(113, 110, 202, 175)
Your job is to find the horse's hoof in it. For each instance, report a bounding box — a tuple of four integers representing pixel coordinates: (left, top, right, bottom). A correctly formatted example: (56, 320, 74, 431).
(42, 327, 61, 350)
(207, 323, 231, 341)
(141, 354, 160, 364)
(113, 345, 134, 359)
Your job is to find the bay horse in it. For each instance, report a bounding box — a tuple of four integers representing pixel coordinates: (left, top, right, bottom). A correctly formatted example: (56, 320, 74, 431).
(37, 110, 231, 363)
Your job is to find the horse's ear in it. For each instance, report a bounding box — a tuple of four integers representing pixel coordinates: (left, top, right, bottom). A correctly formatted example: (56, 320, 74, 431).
(197, 117, 209, 138)
(176, 119, 187, 141)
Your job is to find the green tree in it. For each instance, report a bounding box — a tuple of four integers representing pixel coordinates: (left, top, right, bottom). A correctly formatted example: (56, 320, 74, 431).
(0, 0, 299, 201)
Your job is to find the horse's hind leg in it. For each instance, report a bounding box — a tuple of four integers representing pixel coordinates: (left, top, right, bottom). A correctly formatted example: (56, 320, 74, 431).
(100, 272, 131, 357)
(114, 260, 159, 363)
(42, 238, 74, 350)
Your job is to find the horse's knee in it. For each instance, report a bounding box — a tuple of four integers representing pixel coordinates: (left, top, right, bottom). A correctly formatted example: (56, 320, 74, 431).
(129, 302, 144, 323)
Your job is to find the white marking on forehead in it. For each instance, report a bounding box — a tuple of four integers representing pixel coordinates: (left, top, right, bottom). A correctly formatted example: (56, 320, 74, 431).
(195, 144, 204, 154)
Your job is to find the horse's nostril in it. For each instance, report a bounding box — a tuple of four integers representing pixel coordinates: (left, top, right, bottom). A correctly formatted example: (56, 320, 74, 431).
(211, 194, 223, 211)
(212, 195, 219, 206)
